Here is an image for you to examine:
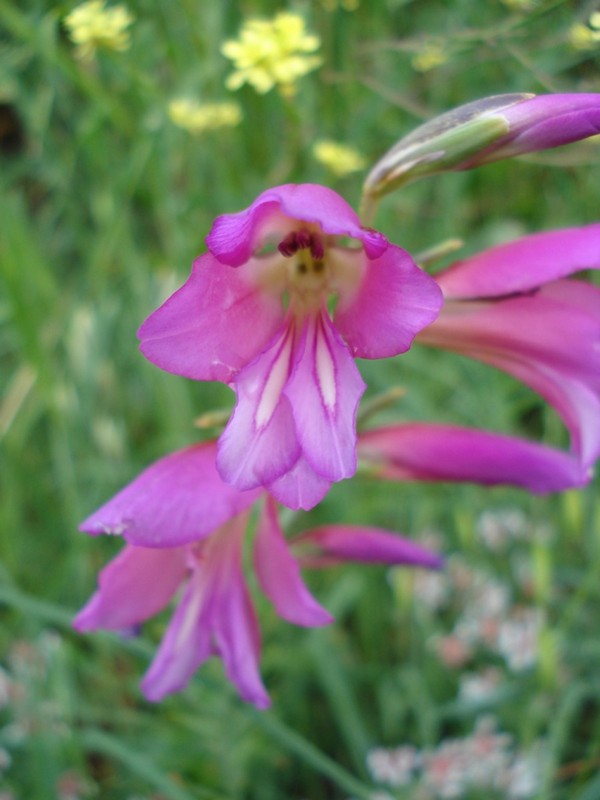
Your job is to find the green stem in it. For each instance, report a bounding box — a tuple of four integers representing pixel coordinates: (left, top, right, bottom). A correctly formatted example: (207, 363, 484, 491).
(251, 710, 375, 799)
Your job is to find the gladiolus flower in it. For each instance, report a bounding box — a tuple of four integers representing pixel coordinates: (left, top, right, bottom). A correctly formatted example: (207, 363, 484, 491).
(138, 184, 442, 510)
(74, 442, 442, 707)
(417, 224, 600, 469)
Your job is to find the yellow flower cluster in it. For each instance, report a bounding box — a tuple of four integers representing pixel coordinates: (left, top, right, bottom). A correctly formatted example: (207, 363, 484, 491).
(64, 0, 134, 61)
(168, 100, 242, 135)
(411, 42, 448, 72)
(222, 12, 321, 97)
(313, 140, 365, 177)
(569, 13, 600, 51)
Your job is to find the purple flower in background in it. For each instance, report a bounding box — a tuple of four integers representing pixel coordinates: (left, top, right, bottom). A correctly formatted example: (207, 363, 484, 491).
(138, 184, 442, 510)
(358, 424, 588, 493)
(418, 224, 600, 469)
(74, 441, 442, 708)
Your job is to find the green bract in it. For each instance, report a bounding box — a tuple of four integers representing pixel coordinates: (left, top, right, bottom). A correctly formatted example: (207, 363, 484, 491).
(363, 93, 532, 198)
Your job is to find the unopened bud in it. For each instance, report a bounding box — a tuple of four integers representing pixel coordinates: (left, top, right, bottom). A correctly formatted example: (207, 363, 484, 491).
(364, 92, 600, 198)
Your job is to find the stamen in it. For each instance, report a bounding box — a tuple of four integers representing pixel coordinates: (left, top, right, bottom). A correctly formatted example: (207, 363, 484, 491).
(278, 232, 299, 257)
(278, 228, 325, 260)
(296, 229, 312, 250)
(310, 236, 324, 260)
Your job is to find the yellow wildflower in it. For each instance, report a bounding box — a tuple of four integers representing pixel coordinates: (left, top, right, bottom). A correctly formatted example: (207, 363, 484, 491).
(313, 140, 366, 177)
(411, 43, 448, 72)
(168, 99, 242, 134)
(568, 13, 600, 50)
(64, 0, 134, 61)
(221, 12, 321, 97)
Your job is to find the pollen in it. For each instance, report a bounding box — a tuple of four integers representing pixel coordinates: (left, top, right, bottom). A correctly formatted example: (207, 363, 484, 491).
(64, 0, 134, 61)
(168, 99, 242, 134)
(221, 12, 322, 98)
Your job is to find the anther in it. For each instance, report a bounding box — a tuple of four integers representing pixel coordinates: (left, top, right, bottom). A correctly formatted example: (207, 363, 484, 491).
(310, 237, 324, 260)
(296, 230, 312, 250)
(278, 232, 299, 257)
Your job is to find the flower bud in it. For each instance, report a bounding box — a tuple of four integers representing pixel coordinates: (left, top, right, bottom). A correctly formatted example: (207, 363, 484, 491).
(364, 92, 600, 197)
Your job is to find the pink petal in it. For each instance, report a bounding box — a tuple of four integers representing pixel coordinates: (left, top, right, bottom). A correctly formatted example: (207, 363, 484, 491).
(436, 224, 600, 300)
(285, 313, 366, 481)
(295, 525, 443, 569)
(216, 324, 302, 490)
(358, 423, 588, 492)
(254, 498, 333, 626)
(206, 184, 388, 266)
(334, 244, 443, 359)
(141, 569, 213, 702)
(266, 457, 332, 511)
(419, 281, 600, 464)
(138, 253, 284, 384)
(79, 442, 263, 547)
(209, 525, 271, 709)
(142, 517, 270, 708)
(73, 544, 187, 632)
(499, 93, 600, 156)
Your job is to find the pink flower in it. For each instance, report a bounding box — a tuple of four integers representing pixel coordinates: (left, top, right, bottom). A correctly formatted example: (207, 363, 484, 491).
(417, 224, 600, 470)
(138, 184, 442, 510)
(74, 442, 442, 707)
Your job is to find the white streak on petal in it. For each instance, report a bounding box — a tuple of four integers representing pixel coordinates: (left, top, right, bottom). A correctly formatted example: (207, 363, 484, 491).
(315, 317, 336, 412)
(173, 573, 204, 653)
(255, 329, 293, 429)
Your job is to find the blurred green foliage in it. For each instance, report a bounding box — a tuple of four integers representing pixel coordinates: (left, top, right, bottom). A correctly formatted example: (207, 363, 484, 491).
(1, 0, 599, 798)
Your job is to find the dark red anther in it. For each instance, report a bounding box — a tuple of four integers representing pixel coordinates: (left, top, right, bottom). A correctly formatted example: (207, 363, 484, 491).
(295, 229, 312, 250)
(310, 236, 324, 260)
(278, 229, 325, 259)
(278, 232, 299, 257)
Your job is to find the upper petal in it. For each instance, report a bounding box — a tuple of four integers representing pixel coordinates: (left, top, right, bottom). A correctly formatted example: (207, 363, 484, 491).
(73, 544, 187, 632)
(436, 224, 600, 300)
(138, 253, 284, 384)
(254, 497, 333, 626)
(79, 441, 263, 547)
(334, 244, 443, 359)
(206, 184, 388, 266)
(358, 423, 589, 492)
(284, 313, 366, 482)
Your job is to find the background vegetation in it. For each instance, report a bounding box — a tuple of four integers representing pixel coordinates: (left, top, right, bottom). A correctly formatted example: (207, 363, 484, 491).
(1, 0, 599, 797)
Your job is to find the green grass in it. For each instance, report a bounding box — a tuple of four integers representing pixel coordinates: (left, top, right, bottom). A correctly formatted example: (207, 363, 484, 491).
(1, 0, 599, 797)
